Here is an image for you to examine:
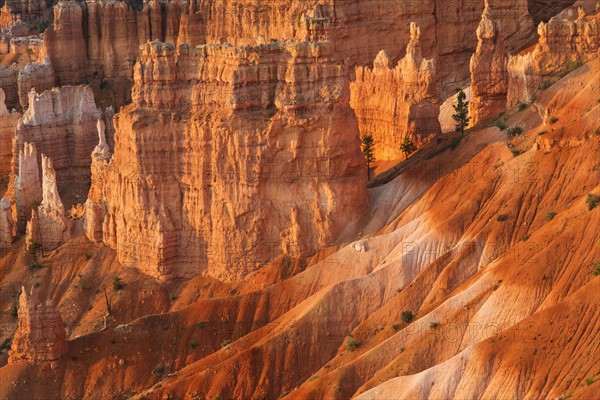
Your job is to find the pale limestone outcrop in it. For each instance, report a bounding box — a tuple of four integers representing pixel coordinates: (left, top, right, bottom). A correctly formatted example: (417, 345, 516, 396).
(506, 13, 599, 107)
(85, 40, 368, 281)
(469, 3, 508, 125)
(17, 56, 56, 109)
(31, 154, 69, 250)
(0, 197, 14, 246)
(350, 23, 440, 160)
(8, 287, 67, 364)
(13, 141, 41, 233)
(13, 85, 101, 192)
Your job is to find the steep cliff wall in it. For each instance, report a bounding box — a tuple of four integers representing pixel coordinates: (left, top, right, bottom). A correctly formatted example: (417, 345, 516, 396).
(17, 57, 56, 109)
(13, 85, 101, 192)
(85, 40, 368, 281)
(0, 88, 20, 182)
(350, 23, 440, 161)
(0, 65, 19, 109)
(507, 12, 599, 106)
(43, 0, 577, 100)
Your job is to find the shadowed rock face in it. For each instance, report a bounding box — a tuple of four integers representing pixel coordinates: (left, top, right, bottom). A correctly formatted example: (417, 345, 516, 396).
(84, 40, 368, 281)
(8, 287, 67, 364)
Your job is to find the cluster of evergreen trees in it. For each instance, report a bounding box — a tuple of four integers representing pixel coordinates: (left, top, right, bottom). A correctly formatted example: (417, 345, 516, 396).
(360, 89, 469, 181)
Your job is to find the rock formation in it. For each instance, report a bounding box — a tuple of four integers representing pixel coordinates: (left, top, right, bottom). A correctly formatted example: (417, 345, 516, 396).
(469, 3, 508, 125)
(0, 88, 20, 181)
(83, 119, 111, 242)
(0, 65, 19, 109)
(41, 0, 578, 100)
(8, 287, 67, 364)
(85, 40, 368, 281)
(506, 12, 599, 106)
(0, 197, 14, 246)
(14, 85, 101, 191)
(17, 56, 56, 109)
(350, 23, 440, 160)
(13, 141, 41, 233)
(29, 154, 69, 250)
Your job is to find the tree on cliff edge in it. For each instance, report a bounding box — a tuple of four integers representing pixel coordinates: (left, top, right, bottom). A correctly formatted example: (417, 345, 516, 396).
(361, 135, 375, 181)
(452, 89, 470, 134)
(400, 136, 417, 159)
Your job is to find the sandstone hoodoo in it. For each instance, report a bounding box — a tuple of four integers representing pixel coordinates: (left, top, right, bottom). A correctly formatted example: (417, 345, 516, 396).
(0, 1, 599, 400)
(469, 2, 508, 126)
(350, 22, 441, 161)
(8, 287, 67, 364)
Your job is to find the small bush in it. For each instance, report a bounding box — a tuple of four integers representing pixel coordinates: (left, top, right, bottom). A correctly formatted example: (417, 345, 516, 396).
(521, 234, 530, 241)
(584, 377, 594, 386)
(492, 162, 504, 170)
(85, 254, 92, 260)
(112, 276, 123, 291)
(546, 211, 557, 221)
(510, 148, 524, 157)
(493, 119, 506, 130)
(392, 324, 400, 331)
(594, 126, 600, 136)
(429, 322, 440, 330)
(549, 117, 559, 125)
(529, 93, 538, 103)
(221, 339, 232, 348)
(505, 126, 523, 137)
(189, 341, 197, 349)
(537, 130, 547, 136)
(279, 391, 290, 399)
(196, 322, 205, 329)
(29, 261, 43, 271)
(518, 103, 527, 111)
(586, 193, 600, 210)
(540, 81, 552, 90)
(401, 310, 414, 323)
(592, 261, 600, 277)
(345, 338, 359, 351)
(497, 214, 508, 221)
(10, 305, 18, 319)
(27, 241, 42, 254)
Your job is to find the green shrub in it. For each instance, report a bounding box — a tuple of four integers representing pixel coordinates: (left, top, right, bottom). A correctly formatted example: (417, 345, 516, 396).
(592, 261, 600, 277)
(344, 337, 359, 351)
(510, 148, 524, 157)
(27, 241, 42, 254)
(584, 377, 594, 386)
(521, 234, 530, 241)
(497, 214, 508, 221)
(221, 339, 232, 348)
(518, 103, 527, 111)
(546, 211, 557, 221)
(540, 81, 552, 90)
(429, 322, 440, 330)
(493, 119, 506, 130)
(189, 341, 197, 349)
(586, 193, 600, 211)
(401, 310, 414, 323)
(537, 130, 547, 136)
(549, 117, 559, 125)
(112, 276, 123, 291)
(506, 126, 523, 137)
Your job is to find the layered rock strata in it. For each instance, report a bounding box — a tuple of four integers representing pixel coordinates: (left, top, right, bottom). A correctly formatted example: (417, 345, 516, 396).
(0, 88, 20, 181)
(8, 287, 67, 364)
(507, 12, 599, 106)
(85, 40, 368, 281)
(13, 85, 101, 192)
(350, 23, 440, 160)
(17, 56, 55, 109)
(469, 3, 509, 125)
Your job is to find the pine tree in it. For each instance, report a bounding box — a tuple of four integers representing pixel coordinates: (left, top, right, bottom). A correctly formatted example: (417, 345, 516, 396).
(400, 136, 417, 159)
(361, 135, 375, 180)
(452, 89, 470, 134)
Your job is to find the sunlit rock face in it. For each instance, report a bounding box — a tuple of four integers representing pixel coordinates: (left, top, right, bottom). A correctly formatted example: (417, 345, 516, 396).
(84, 40, 368, 281)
